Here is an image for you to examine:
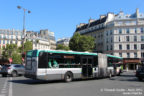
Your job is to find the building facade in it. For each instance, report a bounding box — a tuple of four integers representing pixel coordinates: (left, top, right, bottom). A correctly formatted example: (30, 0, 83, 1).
(39, 29, 56, 49)
(0, 29, 56, 51)
(75, 9, 144, 70)
(57, 38, 70, 46)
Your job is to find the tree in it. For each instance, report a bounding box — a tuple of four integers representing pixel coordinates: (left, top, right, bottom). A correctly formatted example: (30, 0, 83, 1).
(2, 44, 22, 64)
(2, 44, 18, 59)
(69, 33, 81, 51)
(69, 33, 95, 52)
(19, 41, 33, 53)
(56, 44, 70, 51)
(24, 41, 33, 52)
(11, 53, 22, 64)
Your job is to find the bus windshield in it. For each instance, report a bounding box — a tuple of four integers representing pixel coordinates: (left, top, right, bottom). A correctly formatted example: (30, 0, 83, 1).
(26, 50, 38, 57)
(26, 51, 33, 57)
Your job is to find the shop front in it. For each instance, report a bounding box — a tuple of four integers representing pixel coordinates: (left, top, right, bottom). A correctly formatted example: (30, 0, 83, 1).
(123, 58, 141, 71)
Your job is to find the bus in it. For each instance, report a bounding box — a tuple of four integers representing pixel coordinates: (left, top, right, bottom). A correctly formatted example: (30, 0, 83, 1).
(24, 50, 123, 82)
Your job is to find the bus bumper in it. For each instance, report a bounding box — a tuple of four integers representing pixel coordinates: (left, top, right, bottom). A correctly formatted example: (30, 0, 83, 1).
(24, 74, 37, 79)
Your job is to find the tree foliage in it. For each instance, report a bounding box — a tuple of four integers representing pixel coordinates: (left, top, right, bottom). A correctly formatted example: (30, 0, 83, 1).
(2, 44, 18, 59)
(56, 44, 70, 51)
(12, 53, 22, 64)
(2, 44, 22, 64)
(69, 33, 95, 52)
(19, 41, 33, 53)
(24, 41, 33, 52)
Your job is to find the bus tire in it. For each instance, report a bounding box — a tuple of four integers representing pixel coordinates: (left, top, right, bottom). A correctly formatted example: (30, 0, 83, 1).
(138, 77, 142, 81)
(64, 72, 73, 82)
(2, 74, 7, 77)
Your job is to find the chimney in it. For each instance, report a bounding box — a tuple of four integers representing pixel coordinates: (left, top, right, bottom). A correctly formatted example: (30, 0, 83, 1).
(89, 18, 95, 23)
(79, 23, 86, 27)
(100, 15, 106, 19)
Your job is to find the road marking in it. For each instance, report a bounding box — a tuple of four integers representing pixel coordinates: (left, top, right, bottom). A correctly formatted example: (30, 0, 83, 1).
(8, 77, 13, 96)
(0, 77, 8, 96)
(0, 77, 13, 96)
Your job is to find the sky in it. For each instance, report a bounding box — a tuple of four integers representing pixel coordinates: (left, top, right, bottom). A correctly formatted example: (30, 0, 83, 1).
(0, 0, 144, 40)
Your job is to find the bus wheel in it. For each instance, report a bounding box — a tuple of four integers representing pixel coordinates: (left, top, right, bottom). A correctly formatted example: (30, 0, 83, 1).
(64, 72, 73, 82)
(138, 77, 142, 81)
(2, 74, 7, 77)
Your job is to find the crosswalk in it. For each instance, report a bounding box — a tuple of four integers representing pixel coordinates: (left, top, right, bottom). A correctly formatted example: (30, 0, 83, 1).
(0, 77, 13, 96)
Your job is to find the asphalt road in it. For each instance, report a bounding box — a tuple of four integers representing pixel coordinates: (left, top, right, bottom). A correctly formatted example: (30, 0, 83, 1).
(0, 71, 144, 96)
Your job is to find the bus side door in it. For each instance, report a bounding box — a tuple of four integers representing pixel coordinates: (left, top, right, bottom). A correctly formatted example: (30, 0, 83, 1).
(81, 56, 93, 78)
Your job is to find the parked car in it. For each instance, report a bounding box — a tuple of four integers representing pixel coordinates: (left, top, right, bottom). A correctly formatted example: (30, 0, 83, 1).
(0, 64, 25, 77)
(136, 65, 144, 81)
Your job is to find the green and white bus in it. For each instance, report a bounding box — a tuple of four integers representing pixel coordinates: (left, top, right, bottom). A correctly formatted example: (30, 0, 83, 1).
(24, 50, 122, 82)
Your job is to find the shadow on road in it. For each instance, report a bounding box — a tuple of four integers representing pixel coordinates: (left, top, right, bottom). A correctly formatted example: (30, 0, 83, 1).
(9, 79, 67, 85)
(9, 78, 103, 85)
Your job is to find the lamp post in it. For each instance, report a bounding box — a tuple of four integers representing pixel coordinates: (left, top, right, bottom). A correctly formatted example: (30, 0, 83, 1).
(17, 5, 31, 64)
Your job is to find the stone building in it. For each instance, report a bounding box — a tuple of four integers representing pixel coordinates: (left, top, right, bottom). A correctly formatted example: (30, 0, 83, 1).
(75, 9, 144, 70)
(57, 38, 70, 47)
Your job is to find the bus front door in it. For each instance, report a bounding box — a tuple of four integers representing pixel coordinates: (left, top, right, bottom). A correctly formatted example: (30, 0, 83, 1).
(81, 57, 93, 78)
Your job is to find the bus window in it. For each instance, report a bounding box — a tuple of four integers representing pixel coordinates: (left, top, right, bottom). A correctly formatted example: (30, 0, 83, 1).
(82, 58, 87, 64)
(93, 56, 98, 67)
(38, 52, 48, 68)
(108, 57, 113, 67)
(88, 59, 92, 64)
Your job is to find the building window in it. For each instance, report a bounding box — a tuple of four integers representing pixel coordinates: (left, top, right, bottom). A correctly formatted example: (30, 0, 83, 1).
(141, 44, 144, 50)
(3, 35, 6, 39)
(141, 28, 144, 33)
(110, 45, 113, 50)
(3, 40, 5, 44)
(7, 40, 9, 44)
(11, 36, 13, 39)
(119, 29, 122, 34)
(111, 38, 113, 43)
(119, 36, 121, 42)
(134, 44, 137, 50)
(107, 46, 109, 51)
(110, 30, 113, 35)
(135, 28, 137, 33)
(127, 53, 130, 58)
(127, 44, 130, 50)
(141, 36, 144, 41)
(119, 53, 122, 57)
(106, 32, 108, 36)
(126, 28, 130, 34)
(126, 36, 129, 41)
(119, 44, 122, 50)
(134, 36, 137, 41)
(10, 40, 12, 44)
(106, 39, 108, 43)
(141, 52, 144, 58)
(134, 53, 137, 58)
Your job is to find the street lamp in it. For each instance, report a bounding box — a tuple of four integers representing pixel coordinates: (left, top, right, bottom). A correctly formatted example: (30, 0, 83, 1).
(17, 5, 31, 64)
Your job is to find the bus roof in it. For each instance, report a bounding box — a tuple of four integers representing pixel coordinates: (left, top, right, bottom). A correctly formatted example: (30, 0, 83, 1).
(107, 54, 123, 59)
(27, 50, 122, 59)
(36, 50, 98, 56)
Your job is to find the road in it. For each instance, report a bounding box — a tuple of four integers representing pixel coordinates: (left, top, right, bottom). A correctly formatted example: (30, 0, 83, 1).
(0, 71, 143, 96)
